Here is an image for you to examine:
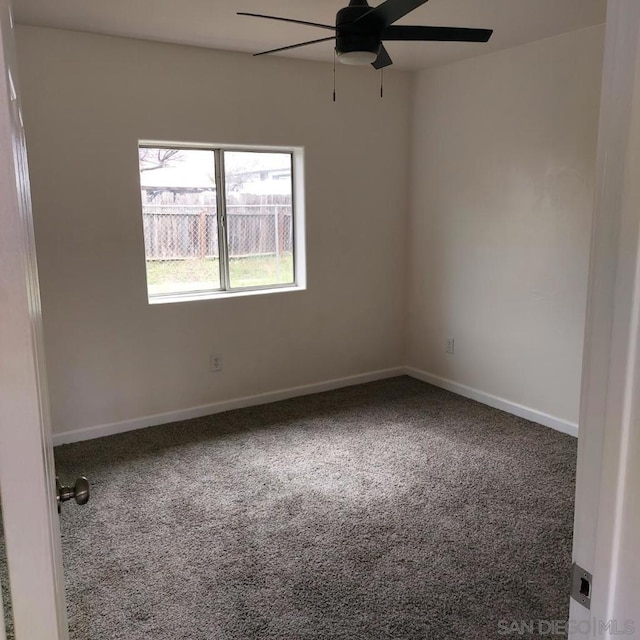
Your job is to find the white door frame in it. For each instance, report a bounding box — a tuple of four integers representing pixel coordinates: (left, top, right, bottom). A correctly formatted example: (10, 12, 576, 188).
(0, 1, 68, 638)
(1, 1, 640, 639)
(569, 0, 640, 636)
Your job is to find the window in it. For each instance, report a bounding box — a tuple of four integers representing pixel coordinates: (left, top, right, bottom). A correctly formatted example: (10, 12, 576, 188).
(138, 143, 304, 302)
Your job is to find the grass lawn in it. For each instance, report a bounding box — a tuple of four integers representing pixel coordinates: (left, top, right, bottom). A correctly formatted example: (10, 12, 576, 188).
(146, 253, 294, 295)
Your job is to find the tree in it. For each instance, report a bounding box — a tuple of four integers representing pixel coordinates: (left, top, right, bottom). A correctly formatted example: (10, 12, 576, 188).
(138, 148, 184, 172)
(224, 153, 261, 193)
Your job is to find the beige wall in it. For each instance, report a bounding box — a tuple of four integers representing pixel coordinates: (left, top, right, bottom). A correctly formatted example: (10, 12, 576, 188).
(15, 26, 411, 435)
(406, 26, 605, 425)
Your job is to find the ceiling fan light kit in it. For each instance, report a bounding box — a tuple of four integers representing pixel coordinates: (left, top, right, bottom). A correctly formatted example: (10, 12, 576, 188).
(337, 50, 379, 65)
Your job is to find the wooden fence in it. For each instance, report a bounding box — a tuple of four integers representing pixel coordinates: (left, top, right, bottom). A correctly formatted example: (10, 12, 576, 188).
(142, 204, 293, 260)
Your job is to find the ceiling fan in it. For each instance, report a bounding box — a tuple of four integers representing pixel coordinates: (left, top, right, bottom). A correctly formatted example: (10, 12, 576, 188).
(238, 0, 493, 70)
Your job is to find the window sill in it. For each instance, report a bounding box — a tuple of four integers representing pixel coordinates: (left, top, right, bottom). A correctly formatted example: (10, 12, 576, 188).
(148, 284, 306, 305)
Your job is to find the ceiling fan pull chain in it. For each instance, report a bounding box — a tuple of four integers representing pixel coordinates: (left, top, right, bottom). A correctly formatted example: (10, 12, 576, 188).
(333, 48, 337, 102)
(380, 68, 384, 98)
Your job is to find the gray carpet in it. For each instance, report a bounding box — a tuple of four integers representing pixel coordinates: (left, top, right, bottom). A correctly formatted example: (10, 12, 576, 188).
(2, 377, 576, 639)
(0, 508, 11, 638)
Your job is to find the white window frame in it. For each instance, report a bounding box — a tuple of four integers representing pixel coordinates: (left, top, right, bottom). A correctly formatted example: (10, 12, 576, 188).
(138, 141, 307, 304)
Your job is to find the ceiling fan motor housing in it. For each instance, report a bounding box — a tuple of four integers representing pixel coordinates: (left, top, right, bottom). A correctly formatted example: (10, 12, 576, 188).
(336, 0, 382, 60)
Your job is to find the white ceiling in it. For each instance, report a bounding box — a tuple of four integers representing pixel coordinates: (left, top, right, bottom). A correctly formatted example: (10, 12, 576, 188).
(13, 0, 606, 71)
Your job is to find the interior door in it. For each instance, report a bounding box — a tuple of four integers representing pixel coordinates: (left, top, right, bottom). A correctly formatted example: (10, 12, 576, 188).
(0, 1, 68, 638)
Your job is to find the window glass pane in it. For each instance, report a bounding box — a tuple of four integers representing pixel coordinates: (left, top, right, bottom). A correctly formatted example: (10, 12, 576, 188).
(139, 147, 220, 296)
(224, 151, 294, 289)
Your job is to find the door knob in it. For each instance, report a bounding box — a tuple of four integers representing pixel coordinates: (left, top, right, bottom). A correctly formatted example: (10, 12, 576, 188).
(56, 476, 90, 512)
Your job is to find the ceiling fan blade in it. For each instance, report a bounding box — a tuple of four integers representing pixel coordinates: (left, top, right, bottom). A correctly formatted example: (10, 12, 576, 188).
(382, 25, 493, 42)
(237, 12, 336, 31)
(253, 36, 336, 57)
(355, 0, 430, 29)
(372, 45, 393, 69)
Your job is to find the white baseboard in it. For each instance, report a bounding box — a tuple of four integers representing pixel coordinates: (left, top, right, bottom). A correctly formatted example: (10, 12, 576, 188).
(53, 365, 578, 445)
(52, 367, 405, 446)
(404, 367, 578, 437)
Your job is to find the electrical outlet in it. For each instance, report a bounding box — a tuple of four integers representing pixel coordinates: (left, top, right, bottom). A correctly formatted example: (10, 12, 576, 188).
(445, 337, 455, 355)
(210, 354, 223, 372)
